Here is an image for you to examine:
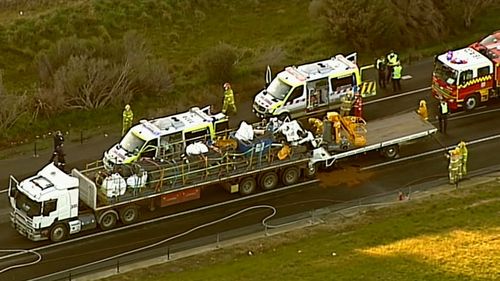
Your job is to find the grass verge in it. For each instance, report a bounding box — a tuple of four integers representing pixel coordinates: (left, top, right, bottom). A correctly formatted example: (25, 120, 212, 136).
(100, 180, 500, 281)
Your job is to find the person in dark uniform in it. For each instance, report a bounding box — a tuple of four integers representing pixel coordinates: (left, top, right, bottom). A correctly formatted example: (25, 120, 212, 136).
(49, 131, 66, 171)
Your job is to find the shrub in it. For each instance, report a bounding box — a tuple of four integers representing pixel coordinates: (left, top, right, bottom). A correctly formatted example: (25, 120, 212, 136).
(201, 42, 239, 84)
(34, 31, 173, 112)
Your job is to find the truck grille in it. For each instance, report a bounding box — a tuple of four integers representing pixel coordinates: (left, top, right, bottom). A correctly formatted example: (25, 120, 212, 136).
(10, 209, 34, 236)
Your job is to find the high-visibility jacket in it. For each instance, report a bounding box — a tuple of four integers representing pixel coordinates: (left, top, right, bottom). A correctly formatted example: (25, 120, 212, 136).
(439, 101, 449, 115)
(123, 109, 133, 123)
(392, 65, 402, 79)
(387, 52, 399, 66)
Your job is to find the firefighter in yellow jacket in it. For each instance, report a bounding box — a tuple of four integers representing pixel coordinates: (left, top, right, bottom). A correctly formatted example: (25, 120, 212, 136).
(222, 82, 237, 115)
(457, 141, 468, 178)
(417, 100, 428, 121)
(122, 104, 133, 136)
(446, 147, 462, 185)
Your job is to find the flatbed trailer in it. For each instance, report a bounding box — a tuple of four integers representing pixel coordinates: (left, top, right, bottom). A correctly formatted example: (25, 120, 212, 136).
(311, 111, 438, 167)
(9, 137, 314, 242)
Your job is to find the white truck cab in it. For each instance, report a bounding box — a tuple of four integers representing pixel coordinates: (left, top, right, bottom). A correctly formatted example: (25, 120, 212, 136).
(253, 53, 376, 119)
(103, 106, 229, 170)
(8, 163, 91, 241)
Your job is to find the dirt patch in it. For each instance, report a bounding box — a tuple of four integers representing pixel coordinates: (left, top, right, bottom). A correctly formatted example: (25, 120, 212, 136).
(316, 166, 374, 188)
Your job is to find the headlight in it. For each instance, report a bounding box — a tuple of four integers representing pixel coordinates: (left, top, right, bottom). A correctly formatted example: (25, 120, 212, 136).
(449, 99, 454, 103)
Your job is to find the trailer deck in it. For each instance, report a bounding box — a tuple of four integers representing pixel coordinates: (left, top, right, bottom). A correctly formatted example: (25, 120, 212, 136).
(311, 111, 437, 166)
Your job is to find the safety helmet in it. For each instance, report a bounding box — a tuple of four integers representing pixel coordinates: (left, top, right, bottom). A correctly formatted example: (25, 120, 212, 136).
(458, 141, 466, 148)
(419, 100, 426, 107)
(223, 82, 231, 89)
(125, 104, 131, 111)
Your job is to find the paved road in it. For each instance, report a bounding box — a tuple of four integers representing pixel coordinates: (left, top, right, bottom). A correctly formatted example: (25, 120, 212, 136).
(2, 57, 500, 280)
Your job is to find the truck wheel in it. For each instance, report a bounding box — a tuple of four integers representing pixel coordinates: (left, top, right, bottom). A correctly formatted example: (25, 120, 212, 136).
(281, 166, 300, 186)
(99, 210, 118, 230)
(50, 223, 68, 242)
(382, 145, 399, 159)
(239, 177, 257, 195)
(464, 94, 479, 111)
(305, 164, 318, 179)
(260, 171, 278, 190)
(120, 206, 140, 225)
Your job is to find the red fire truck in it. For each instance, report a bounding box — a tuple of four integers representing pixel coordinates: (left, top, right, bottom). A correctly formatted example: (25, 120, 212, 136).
(432, 31, 500, 111)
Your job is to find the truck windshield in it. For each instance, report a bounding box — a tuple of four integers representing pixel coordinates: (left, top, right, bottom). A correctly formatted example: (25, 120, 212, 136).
(15, 192, 41, 218)
(433, 60, 458, 85)
(119, 132, 146, 154)
(479, 34, 498, 45)
(267, 78, 292, 100)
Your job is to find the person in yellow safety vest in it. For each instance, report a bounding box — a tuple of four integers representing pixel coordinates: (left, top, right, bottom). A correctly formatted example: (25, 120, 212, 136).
(391, 64, 402, 92)
(222, 82, 237, 116)
(308, 118, 324, 136)
(417, 100, 428, 120)
(386, 50, 400, 83)
(446, 147, 462, 185)
(457, 141, 468, 178)
(438, 98, 450, 133)
(122, 104, 133, 136)
(339, 93, 353, 117)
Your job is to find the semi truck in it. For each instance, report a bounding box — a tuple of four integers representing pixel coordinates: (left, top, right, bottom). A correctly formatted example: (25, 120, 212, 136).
(432, 31, 500, 111)
(8, 110, 437, 242)
(253, 53, 376, 120)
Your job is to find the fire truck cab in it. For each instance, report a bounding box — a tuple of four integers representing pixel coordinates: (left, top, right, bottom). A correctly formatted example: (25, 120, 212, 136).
(432, 32, 500, 111)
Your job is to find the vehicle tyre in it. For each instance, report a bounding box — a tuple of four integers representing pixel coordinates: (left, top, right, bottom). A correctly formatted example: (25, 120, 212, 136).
(281, 166, 300, 186)
(120, 205, 140, 225)
(99, 210, 118, 230)
(305, 164, 318, 179)
(464, 94, 479, 111)
(239, 177, 257, 195)
(259, 171, 279, 190)
(50, 223, 68, 242)
(381, 145, 399, 159)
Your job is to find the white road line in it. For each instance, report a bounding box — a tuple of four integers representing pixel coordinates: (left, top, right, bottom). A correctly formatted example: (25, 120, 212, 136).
(360, 133, 500, 171)
(401, 75, 412, 80)
(365, 86, 431, 105)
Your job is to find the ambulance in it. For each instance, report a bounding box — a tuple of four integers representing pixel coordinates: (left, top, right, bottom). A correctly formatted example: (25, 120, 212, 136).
(103, 106, 228, 169)
(253, 53, 376, 119)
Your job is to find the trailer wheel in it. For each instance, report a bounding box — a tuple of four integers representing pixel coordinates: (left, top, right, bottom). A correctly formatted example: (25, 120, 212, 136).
(99, 210, 118, 230)
(382, 145, 399, 159)
(281, 166, 300, 186)
(50, 223, 68, 242)
(305, 164, 318, 179)
(260, 171, 279, 190)
(239, 177, 257, 195)
(464, 94, 479, 111)
(120, 206, 140, 225)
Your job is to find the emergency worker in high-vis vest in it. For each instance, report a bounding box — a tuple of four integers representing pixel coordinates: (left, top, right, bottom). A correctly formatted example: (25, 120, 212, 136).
(222, 82, 237, 116)
(457, 141, 468, 178)
(391, 64, 402, 92)
(447, 147, 462, 185)
(122, 104, 133, 136)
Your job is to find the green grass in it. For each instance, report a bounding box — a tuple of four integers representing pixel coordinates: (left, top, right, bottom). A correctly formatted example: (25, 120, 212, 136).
(101, 181, 500, 281)
(0, 1, 499, 149)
